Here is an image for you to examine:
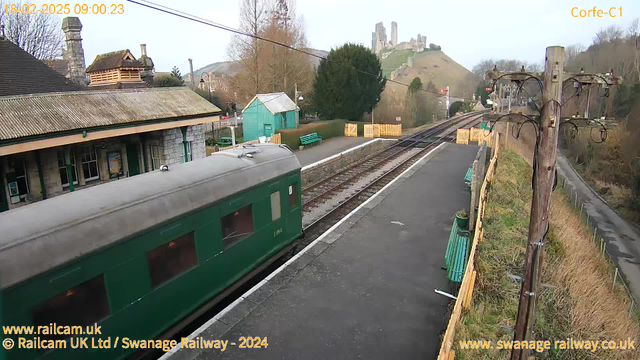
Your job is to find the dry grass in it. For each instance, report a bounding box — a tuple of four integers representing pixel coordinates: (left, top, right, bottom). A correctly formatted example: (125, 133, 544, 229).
(550, 192, 640, 359)
(454, 149, 639, 360)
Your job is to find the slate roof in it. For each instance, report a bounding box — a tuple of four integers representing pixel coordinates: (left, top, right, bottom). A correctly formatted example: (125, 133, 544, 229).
(0, 87, 221, 141)
(43, 59, 69, 77)
(243, 92, 298, 115)
(0, 38, 83, 96)
(86, 49, 144, 73)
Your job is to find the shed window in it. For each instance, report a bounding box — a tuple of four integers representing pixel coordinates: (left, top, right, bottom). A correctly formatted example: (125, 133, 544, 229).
(57, 150, 78, 187)
(32, 275, 110, 332)
(147, 232, 197, 288)
(289, 184, 298, 208)
(80, 145, 99, 181)
(221, 205, 254, 248)
(271, 192, 281, 221)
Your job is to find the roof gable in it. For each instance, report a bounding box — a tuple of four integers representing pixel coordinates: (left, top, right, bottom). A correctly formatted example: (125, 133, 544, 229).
(242, 92, 297, 115)
(86, 49, 144, 73)
(0, 39, 83, 96)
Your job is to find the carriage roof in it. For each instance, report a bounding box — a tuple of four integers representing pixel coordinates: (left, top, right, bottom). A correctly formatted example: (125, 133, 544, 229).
(0, 144, 300, 289)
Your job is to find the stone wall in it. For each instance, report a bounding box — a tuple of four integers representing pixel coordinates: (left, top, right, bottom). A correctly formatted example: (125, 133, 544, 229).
(301, 139, 395, 188)
(162, 124, 206, 165)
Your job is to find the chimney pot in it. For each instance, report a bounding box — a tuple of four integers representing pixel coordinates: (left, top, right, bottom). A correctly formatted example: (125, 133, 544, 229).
(140, 44, 147, 57)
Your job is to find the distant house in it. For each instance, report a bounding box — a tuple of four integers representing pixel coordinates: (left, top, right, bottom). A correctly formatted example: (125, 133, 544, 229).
(86, 49, 148, 89)
(242, 93, 299, 141)
(0, 28, 220, 213)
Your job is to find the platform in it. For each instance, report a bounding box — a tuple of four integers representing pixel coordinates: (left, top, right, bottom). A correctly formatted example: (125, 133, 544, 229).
(165, 143, 479, 360)
(295, 136, 372, 167)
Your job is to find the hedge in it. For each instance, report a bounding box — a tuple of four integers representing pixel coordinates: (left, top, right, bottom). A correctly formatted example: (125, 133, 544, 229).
(277, 119, 368, 148)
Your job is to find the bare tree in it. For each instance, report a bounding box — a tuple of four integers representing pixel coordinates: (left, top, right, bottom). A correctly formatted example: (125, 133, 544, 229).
(627, 18, 639, 38)
(0, 0, 64, 59)
(593, 25, 624, 45)
(565, 43, 585, 69)
(227, 0, 313, 103)
(227, 0, 270, 101)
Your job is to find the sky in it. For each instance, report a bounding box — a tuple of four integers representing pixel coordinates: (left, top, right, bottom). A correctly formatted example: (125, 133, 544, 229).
(68, 0, 640, 74)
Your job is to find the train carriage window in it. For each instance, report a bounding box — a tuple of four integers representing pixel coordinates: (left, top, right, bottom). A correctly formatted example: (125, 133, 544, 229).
(32, 275, 110, 331)
(289, 184, 298, 208)
(147, 232, 197, 288)
(271, 192, 281, 221)
(221, 205, 254, 248)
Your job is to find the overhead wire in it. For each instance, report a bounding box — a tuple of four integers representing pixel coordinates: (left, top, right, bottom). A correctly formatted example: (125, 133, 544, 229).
(126, 0, 471, 99)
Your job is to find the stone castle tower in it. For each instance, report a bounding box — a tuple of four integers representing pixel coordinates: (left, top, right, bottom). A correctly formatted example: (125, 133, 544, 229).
(390, 22, 398, 47)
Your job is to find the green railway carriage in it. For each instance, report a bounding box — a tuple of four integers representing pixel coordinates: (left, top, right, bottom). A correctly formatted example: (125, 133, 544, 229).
(0, 144, 302, 360)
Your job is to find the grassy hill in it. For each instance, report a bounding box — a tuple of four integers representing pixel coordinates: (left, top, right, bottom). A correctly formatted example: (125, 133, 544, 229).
(382, 50, 479, 101)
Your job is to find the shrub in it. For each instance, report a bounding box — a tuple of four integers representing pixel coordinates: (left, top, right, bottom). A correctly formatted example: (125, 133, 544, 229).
(277, 119, 365, 148)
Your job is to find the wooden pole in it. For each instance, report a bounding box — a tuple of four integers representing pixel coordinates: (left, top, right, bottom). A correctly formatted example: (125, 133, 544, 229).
(510, 46, 564, 360)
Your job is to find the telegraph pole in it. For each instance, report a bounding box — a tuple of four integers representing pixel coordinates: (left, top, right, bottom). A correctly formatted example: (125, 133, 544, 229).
(511, 46, 565, 360)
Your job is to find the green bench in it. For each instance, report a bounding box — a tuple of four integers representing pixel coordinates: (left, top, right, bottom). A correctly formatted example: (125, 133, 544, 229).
(218, 137, 233, 146)
(464, 166, 473, 186)
(444, 218, 471, 284)
(300, 132, 322, 146)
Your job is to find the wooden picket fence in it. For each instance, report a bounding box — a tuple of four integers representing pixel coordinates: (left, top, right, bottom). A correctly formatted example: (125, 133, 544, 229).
(271, 133, 282, 144)
(437, 134, 501, 360)
(345, 123, 358, 137)
(363, 124, 401, 138)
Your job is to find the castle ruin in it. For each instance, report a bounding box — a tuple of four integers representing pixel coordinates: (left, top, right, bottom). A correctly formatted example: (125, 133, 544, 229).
(371, 21, 426, 56)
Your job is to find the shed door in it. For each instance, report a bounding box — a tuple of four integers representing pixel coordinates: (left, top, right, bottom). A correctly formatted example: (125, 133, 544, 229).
(264, 124, 273, 137)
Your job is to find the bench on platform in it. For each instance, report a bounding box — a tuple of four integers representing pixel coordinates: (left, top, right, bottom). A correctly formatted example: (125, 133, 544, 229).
(444, 218, 470, 284)
(464, 166, 473, 187)
(300, 132, 322, 146)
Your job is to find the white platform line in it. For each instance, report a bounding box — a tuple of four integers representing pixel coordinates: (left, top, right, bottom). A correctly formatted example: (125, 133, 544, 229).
(301, 138, 396, 171)
(161, 142, 446, 359)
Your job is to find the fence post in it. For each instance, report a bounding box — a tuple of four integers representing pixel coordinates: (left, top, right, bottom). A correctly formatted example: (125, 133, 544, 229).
(613, 268, 618, 291)
(630, 300, 635, 316)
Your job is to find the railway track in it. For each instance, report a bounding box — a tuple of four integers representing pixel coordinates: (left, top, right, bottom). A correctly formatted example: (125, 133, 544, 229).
(300, 112, 483, 243)
(140, 111, 485, 360)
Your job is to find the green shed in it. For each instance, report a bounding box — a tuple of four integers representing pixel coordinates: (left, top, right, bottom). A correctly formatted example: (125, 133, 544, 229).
(242, 92, 299, 141)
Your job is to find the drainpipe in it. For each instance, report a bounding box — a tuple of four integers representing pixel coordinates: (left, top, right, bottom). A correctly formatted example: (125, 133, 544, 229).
(35, 151, 47, 199)
(181, 127, 189, 162)
(65, 147, 74, 192)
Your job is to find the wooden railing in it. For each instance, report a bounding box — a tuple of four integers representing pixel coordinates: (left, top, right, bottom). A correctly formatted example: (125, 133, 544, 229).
(437, 134, 501, 360)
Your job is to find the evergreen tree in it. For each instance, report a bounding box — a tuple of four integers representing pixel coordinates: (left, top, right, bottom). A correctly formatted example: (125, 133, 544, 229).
(313, 43, 386, 120)
(170, 66, 184, 84)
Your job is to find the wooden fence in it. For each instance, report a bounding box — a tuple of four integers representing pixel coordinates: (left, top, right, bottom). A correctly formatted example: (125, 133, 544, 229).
(271, 133, 282, 144)
(458, 127, 495, 147)
(437, 134, 501, 360)
(379, 124, 402, 136)
(456, 129, 470, 145)
(345, 123, 358, 137)
(363, 124, 401, 138)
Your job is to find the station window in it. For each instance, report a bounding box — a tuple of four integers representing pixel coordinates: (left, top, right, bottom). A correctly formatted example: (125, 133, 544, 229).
(32, 275, 110, 331)
(221, 205, 254, 248)
(271, 192, 281, 221)
(80, 145, 100, 181)
(289, 184, 298, 208)
(57, 150, 78, 187)
(147, 232, 197, 288)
